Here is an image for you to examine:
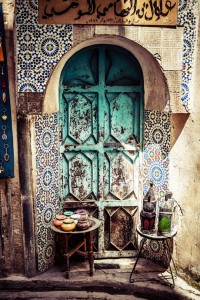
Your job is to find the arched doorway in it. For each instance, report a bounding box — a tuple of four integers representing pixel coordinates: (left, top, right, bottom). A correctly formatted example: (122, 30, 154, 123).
(59, 44, 144, 257)
(37, 36, 170, 271)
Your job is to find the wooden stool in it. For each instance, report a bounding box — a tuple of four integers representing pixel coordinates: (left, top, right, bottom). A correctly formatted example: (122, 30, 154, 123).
(51, 217, 100, 279)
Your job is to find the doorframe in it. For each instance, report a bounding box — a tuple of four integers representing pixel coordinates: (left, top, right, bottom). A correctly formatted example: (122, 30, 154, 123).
(58, 44, 145, 257)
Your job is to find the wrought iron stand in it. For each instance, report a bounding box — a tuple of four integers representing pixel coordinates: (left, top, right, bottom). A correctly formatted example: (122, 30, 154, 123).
(129, 224, 177, 288)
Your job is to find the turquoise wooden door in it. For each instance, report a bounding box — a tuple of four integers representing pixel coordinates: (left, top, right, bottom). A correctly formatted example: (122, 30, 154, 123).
(59, 45, 143, 258)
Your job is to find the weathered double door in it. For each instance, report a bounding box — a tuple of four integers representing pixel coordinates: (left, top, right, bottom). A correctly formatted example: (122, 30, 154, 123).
(59, 45, 143, 257)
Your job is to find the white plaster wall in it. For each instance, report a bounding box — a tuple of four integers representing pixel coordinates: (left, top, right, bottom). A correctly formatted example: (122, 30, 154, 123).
(169, 5, 200, 279)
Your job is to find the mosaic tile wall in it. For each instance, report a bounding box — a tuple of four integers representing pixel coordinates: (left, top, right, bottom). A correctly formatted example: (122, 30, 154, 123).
(178, 0, 197, 111)
(15, 0, 197, 271)
(16, 0, 72, 92)
(142, 111, 171, 266)
(34, 113, 60, 272)
(15, 0, 73, 272)
(143, 111, 171, 198)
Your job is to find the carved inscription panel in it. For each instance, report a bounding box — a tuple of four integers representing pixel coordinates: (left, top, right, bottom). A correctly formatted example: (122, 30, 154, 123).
(39, 0, 178, 26)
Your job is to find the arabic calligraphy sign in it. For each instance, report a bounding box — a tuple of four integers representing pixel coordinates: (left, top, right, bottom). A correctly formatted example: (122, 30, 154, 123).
(38, 0, 178, 26)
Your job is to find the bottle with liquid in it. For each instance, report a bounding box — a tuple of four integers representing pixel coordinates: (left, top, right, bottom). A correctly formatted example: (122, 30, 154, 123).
(158, 192, 174, 235)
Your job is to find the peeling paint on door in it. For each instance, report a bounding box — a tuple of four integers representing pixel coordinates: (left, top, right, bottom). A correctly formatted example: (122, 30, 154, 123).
(59, 45, 144, 257)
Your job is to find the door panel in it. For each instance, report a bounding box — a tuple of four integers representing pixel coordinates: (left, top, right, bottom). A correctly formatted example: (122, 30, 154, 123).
(105, 92, 140, 144)
(62, 92, 98, 145)
(62, 151, 98, 201)
(59, 45, 143, 257)
(104, 151, 139, 201)
(104, 207, 138, 251)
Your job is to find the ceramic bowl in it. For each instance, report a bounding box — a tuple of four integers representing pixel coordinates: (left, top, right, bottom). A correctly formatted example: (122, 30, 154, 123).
(56, 214, 66, 220)
(75, 209, 89, 220)
(63, 211, 74, 217)
(63, 218, 74, 224)
(61, 222, 76, 232)
(70, 213, 81, 220)
(53, 219, 63, 228)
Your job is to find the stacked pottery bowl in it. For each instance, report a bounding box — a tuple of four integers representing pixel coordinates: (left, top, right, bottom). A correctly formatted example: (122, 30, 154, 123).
(53, 214, 66, 228)
(75, 209, 91, 230)
(53, 212, 77, 232)
(53, 209, 91, 231)
(61, 218, 76, 232)
(70, 213, 81, 224)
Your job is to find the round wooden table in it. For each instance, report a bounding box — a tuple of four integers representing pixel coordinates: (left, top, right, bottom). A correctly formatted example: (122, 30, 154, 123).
(51, 217, 101, 279)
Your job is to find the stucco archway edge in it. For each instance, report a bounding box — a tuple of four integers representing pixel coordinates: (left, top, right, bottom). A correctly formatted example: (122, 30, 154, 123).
(43, 35, 169, 114)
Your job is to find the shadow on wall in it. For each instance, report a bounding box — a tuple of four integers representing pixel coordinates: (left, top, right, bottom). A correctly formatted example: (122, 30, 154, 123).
(170, 113, 190, 149)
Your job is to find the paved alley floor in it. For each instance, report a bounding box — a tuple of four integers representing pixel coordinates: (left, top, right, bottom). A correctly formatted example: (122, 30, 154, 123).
(0, 258, 199, 300)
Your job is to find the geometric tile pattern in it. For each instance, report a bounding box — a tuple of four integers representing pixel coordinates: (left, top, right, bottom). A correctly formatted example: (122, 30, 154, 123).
(144, 111, 171, 155)
(143, 111, 171, 264)
(34, 113, 59, 272)
(178, 0, 197, 111)
(16, 0, 72, 92)
(141, 238, 173, 268)
(143, 111, 171, 198)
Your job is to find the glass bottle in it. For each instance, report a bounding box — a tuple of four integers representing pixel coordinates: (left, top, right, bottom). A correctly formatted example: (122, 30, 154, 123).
(158, 192, 174, 235)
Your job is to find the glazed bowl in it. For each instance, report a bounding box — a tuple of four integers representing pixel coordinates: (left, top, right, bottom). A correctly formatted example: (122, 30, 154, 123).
(56, 214, 66, 220)
(70, 213, 81, 220)
(63, 211, 73, 217)
(75, 209, 89, 221)
(61, 222, 76, 232)
(63, 218, 75, 224)
(53, 219, 63, 228)
(76, 219, 91, 231)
